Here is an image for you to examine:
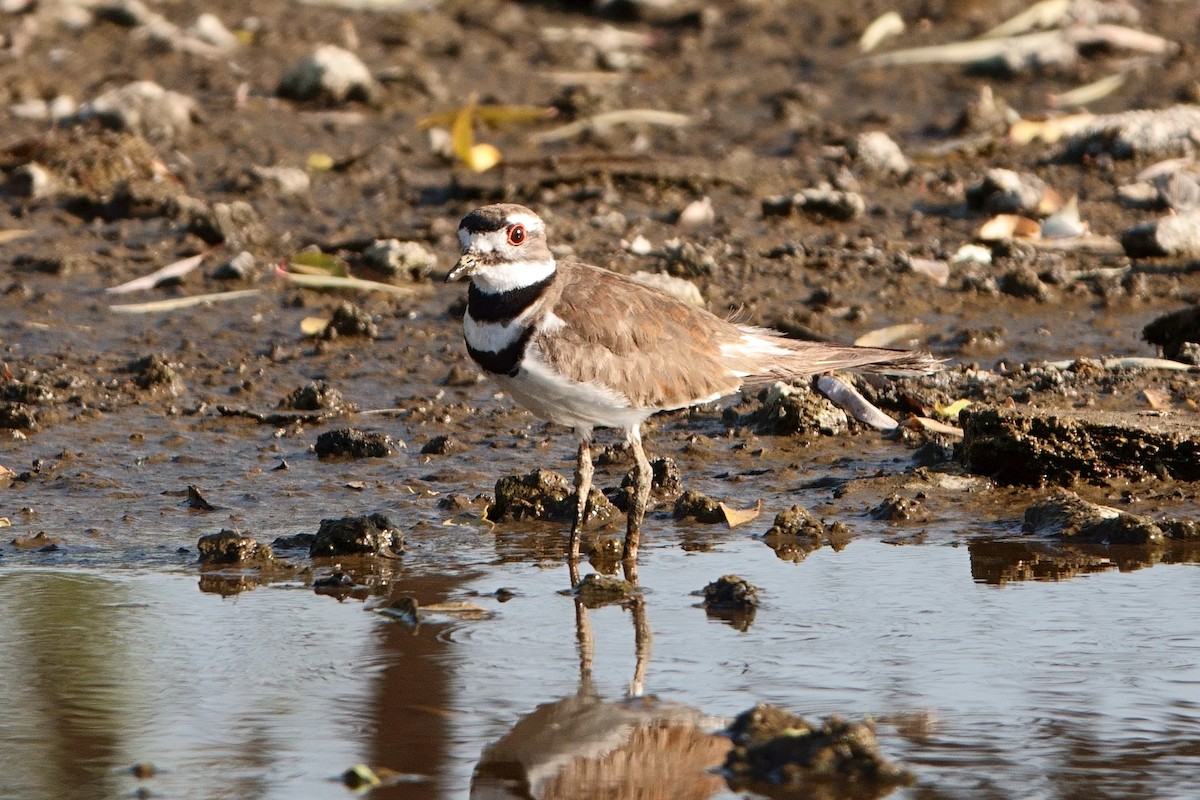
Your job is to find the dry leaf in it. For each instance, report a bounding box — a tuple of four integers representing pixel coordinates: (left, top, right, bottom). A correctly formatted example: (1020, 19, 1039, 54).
(719, 499, 762, 528)
(300, 316, 330, 336)
(936, 399, 972, 420)
(1140, 388, 1172, 410)
(978, 214, 1041, 241)
(286, 251, 349, 277)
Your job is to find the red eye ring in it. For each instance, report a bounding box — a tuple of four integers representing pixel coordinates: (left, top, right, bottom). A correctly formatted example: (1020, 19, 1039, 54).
(506, 224, 526, 246)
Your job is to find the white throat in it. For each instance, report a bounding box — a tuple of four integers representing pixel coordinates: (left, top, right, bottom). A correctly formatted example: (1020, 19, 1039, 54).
(471, 257, 556, 294)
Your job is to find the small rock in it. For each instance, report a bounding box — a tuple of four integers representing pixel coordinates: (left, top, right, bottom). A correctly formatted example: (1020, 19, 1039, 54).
(794, 183, 865, 220)
(70, 80, 198, 145)
(849, 131, 909, 176)
(210, 251, 255, 281)
(249, 165, 311, 197)
(197, 529, 274, 564)
(7, 162, 60, 200)
(575, 572, 639, 607)
(676, 196, 715, 227)
(999, 266, 1055, 302)
(322, 301, 378, 339)
(701, 574, 760, 609)
(314, 428, 399, 458)
(966, 168, 1059, 217)
(489, 468, 614, 524)
(123, 354, 183, 394)
(673, 488, 725, 523)
(1121, 210, 1200, 258)
(310, 513, 402, 556)
(1065, 105, 1200, 160)
(278, 44, 378, 104)
(421, 435, 465, 455)
(870, 494, 927, 522)
(187, 13, 239, 51)
(279, 380, 351, 413)
(755, 382, 847, 436)
(176, 198, 267, 248)
(724, 703, 914, 792)
(1023, 489, 1164, 545)
(361, 239, 437, 281)
(1143, 304, 1200, 362)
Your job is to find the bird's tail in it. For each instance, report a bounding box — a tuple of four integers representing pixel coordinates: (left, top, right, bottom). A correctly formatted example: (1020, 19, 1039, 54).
(730, 326, 944, 383)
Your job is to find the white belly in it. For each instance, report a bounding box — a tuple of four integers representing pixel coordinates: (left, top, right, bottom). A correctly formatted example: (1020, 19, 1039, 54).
(495, 348, 653, 433)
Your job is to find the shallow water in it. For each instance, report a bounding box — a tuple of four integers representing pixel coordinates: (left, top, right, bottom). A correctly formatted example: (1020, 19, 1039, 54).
(2, 531, 1198, 800)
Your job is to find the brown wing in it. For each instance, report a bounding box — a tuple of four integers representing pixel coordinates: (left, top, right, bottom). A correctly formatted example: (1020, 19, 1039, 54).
(531, 262, 744, 410)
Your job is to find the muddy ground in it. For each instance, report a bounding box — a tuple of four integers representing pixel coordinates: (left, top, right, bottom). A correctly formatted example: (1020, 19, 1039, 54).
(3, 1, 1200, 796)
(3, 0, 1199, 537)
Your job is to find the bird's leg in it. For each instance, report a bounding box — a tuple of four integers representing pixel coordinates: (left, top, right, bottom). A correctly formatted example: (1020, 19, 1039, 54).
(623, 426, 652, 572)
(569, 435, 593, 569)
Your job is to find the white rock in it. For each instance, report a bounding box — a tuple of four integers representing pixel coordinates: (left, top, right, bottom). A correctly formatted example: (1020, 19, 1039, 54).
(278, 45, 376, 104)
(73, 80, 197, 144)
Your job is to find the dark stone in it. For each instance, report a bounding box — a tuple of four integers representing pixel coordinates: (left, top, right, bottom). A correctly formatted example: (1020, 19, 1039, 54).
(701, 574, 760, 610)
(315, 428, 398, 458)
(724, 703, 914, 792)
(278, 380, 350, 412)
(1142, 303, 1200, 362)
(322, 301, 378, 339)
(310, 513, 402, 556)
(489, 468, 614, 524)
(673, 488, 725, 523)
(197, 529, 275, 564)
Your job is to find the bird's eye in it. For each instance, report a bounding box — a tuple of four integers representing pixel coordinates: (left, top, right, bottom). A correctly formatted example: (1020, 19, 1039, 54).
(506, 224, 526, 246)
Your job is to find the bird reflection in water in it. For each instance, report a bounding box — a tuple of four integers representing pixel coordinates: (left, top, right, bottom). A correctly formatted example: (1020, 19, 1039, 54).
(470, 595, 731, 799)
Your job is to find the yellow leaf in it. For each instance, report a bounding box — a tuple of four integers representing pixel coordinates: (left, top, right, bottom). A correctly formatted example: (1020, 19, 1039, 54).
(465, 143, 501, 173)
(300, 316, 330, 336)
(936, 399, 972, 420)
(719, 499, 762, 529)
(418, 104, 554, 130)
(306, 152, 335, 171)
(287, 251, 349, 277)
(450, 96, 477, 165)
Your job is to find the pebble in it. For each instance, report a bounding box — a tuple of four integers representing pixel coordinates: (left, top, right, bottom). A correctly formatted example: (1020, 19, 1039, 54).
(278, 44, 377, 104)
(849, 131, 910, 176)
(71, 80, 198, 144)
(1121, 209, 1200, 258)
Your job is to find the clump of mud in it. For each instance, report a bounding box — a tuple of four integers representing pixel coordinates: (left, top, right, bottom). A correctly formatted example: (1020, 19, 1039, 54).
(723, 702, 914, 798)
(310, 513, 402, 557)
(488, 468, 614, 524)
(197, 529, 275, 564)
(314, 428, 401, 458)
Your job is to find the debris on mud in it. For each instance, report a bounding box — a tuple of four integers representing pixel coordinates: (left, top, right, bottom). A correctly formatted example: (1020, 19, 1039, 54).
(70, 80, 198, 145)
(1121, 210, 1200, 258)
(673, 489, 725, 524)
(1143, 304, 1200, 363)
(752, 383, 848, 436)
(197, 530, 275, 564)
(959, 405, 1200, 485)
(277, 44, 378, 105)
(701, 574, 760, 610)
(186, 485, 217, 511)
(322, 301, 378, 340)
(1064, 105, 1200, 161)
(122, 354, 183, 394)
(310, 513, 402, 557)
(314, 428, 400, 458)
(966, 169, 1060, 217)
(723, 702, 914, 796)
(1023, 488, 1166, 545)
(361, 239, 438, 282)
(758, 505, 851, 563)
(279, 380, 352, 414)
(763, 184, 865, 221)
(575, 572, 640, 608)
(871, 494, 930, 523)
(488, 469, 615, 525)
(421, 435, 466, 456)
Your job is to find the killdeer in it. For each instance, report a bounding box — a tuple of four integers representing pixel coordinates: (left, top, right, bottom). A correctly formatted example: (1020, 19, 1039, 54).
(447, 203, 939, 579)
